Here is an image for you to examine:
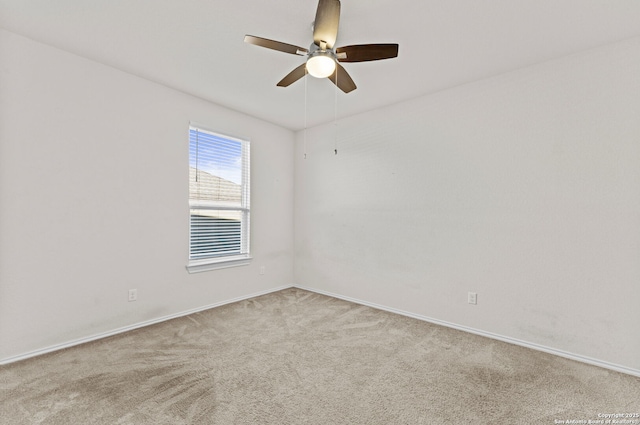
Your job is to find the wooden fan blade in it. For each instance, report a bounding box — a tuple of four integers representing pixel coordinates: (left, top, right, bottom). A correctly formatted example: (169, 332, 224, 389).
(335, 44, 399, 62)
(244, 35, 308, 56)
(313, 0, 341, 49)
(328, 63, 356, 93)
(277, 64, 307, 87)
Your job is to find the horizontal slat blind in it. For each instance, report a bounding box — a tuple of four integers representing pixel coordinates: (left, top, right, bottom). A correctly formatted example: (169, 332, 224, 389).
(190, 211, 243, 258)
(189, 126, 250, 261)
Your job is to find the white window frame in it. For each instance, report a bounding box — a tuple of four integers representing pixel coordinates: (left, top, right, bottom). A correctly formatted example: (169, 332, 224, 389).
(186, 124, 251, 273)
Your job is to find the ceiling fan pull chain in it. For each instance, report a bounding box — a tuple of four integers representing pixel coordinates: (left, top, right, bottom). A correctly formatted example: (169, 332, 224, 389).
(334, 65, 338, 155)
(304, 67, 308, 160)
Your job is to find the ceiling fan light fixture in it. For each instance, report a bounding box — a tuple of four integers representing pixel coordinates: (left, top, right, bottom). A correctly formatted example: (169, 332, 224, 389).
(244, 0, 398, 92)
(306, 51, 336, 78)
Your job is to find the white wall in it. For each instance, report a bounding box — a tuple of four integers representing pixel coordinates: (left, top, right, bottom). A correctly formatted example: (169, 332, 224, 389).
(0, 30, 295, 362)
(2, 27, 639, 375)
(294, 37, 640, 372)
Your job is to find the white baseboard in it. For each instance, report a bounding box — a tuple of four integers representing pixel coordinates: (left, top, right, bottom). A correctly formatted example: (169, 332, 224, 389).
(5, 283, 639, 378)
(0, 285, 292, 366)
(294, 284, 640, 378)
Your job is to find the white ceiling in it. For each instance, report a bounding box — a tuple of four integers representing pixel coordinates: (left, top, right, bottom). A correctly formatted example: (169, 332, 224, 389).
(2, 0, 640, 130)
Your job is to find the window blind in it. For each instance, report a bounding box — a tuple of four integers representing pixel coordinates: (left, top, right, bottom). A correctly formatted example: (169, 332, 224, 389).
(189, 126, 250, 261)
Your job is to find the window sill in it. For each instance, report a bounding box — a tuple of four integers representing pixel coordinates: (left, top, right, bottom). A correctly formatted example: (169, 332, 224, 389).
(186, 255, 252, 274)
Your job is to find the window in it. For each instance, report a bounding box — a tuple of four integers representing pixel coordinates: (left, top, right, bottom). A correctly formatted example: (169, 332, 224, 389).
(187, 125, 250, 273)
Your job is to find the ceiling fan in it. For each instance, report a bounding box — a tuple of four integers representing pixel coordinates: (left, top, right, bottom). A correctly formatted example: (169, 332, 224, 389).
(244, 0, 399, 93)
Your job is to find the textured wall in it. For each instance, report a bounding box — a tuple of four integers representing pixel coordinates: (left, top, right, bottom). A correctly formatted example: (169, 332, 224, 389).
(294, 37, 640, 371)
(0, 30, 295, 361)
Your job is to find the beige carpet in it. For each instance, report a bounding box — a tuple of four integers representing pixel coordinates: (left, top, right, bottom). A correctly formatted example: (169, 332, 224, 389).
(1, 288, 639, 424)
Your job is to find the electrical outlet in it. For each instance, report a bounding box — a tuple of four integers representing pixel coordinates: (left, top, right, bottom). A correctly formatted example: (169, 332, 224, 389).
(468, 292, 477, 305)
(128, 289, 137, 302)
